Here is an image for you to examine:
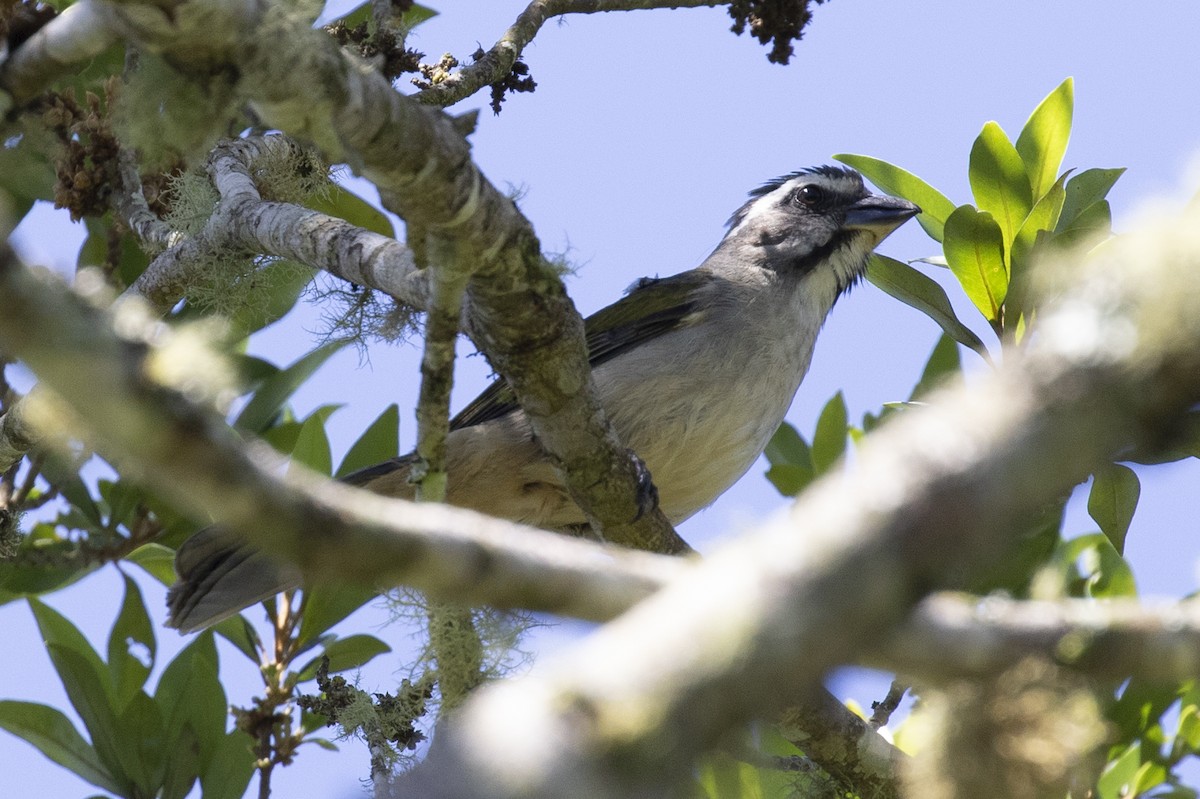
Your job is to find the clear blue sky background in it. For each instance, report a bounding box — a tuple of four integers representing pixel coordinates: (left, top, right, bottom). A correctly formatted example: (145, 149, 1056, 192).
(5, 2, 1200, 796)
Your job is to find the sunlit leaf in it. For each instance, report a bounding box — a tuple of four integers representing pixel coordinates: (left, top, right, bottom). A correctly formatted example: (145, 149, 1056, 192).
(867, 254, 990, 358)
(309, 183, 394, 238)
(968, 122, 1033, 248)
(1015, 78, 1074, 197)
(834, 153, 956, 242)
(942, 205, 1008, 322)
(1098, 743, 1142, 799)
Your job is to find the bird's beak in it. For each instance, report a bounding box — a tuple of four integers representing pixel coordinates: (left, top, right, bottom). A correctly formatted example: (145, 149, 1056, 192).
(844, 195, 921, 245)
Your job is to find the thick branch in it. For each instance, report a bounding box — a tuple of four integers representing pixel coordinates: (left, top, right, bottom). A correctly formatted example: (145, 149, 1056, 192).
(411, 0, 725, 108)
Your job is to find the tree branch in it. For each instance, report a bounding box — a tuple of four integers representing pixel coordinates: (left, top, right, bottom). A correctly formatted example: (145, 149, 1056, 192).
(411, 0, 725, 108)
(877, 593, 1200, 684)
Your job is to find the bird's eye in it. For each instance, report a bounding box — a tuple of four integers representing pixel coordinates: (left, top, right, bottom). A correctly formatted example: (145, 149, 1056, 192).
(793, 184, 828, 209)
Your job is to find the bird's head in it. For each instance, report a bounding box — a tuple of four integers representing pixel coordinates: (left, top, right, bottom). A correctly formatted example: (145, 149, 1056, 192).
(721, 166, 919, 294)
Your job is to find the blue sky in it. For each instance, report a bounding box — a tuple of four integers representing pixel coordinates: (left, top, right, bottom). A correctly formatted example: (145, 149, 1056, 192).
(5, 2, 1200, 796)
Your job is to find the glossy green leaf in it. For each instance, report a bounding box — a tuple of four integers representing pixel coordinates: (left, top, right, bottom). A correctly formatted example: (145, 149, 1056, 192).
(910, 333, 962, 401)
(834, 153, 956, 242)
(1015, 78, 1074, 197)
(867, 255, 990, 358)
(297, 582, 380, 646)
(310, 184, 394, 237)
(942, 205, 1008, 321)
(235, 340, 348, 433)
(811, 392, 848, 475)
(107, 576, 156, 710)
(337, 403, 401, 477)
(288, 405, 341, 475)
(1058, 168, 1125, 232)
(969, 122, 1033, 248)
(0, 701, 120, 793)
(1088, 464, 1140, 555)
(296, 634, 392, 682)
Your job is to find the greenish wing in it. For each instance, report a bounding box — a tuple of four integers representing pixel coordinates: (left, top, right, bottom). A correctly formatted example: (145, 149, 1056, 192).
(449, 271, 707, 430)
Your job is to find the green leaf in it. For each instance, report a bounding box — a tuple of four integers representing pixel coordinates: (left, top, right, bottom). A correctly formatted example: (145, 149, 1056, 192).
(765, 423, 812, 469)
(910, 333, 962, 401)
(337, 403, 401, 477)
(79, 219, 150, 288)
(811, 392, 848, 475)
(288, 405, 341, 475)
(296, 634, 392, 682)
(1007, 171, 1070, 323)
(108, 575, 156, 710)
(1088, 464, 1140, 555)
(942, 205, 1008, 322)
(1058, 168, 1125, 232)
(696, 752, 765, 799)
(155, 633, 230, 772)
(1015, 78, 1074, 198)
(1011, 171, 1070, 270)
(297, 581, 380, 646)
(198, 732, 256, 799)
(235, 340, 348, 433)
(1051, 199, 1113, 253)
(43, 644, 130, 793)
(1098, 742, 1142, 799)
(213, 616, 262, 663)
(29, 599, 112, 703)
(867, 255, 990, 358)
(309, 183, 394, 237)
(764, 464, 812, 497)
(113, 690, 164, 794)
(0, 701, 121, 794)
(833, 153, 956, 242)
(125, 543, 178, 586)
(969, 122, 1033, 248)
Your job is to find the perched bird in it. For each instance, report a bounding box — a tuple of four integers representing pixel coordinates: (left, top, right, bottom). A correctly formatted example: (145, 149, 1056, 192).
(167, 166, 919, 631)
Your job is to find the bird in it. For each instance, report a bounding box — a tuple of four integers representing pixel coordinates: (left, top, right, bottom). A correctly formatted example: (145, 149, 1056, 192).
(167, 166, 919, 631)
